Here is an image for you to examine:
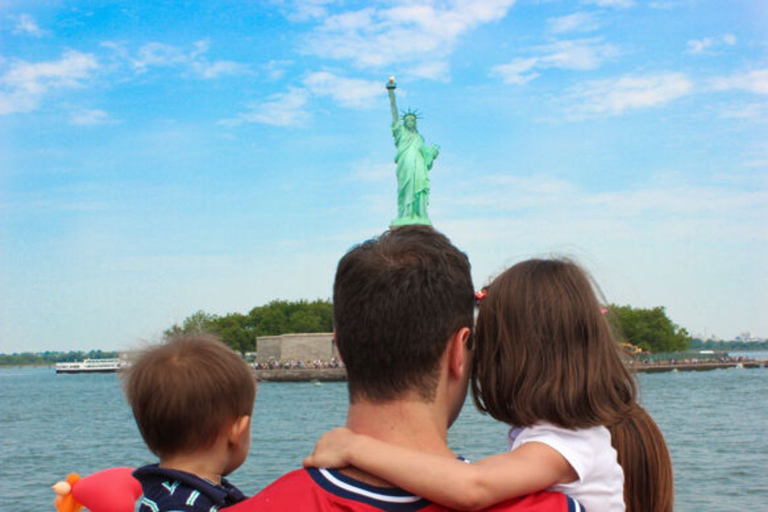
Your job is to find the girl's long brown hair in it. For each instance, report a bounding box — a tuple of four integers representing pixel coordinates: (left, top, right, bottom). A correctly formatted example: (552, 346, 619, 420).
(609, 405, 674, 512)
(471, 258, 673, 512)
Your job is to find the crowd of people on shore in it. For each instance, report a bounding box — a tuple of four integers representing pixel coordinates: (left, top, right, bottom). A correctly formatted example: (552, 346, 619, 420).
(632, 354, 754, 367)
(252, 357, 345, 370)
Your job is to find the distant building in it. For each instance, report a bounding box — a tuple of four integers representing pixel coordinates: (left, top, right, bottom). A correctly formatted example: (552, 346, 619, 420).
(256, 333, 336, 363)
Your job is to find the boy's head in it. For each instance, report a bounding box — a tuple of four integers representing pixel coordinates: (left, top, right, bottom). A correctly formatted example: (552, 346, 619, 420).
(333, 225, 474, 404)
(123, 334, 256, 460)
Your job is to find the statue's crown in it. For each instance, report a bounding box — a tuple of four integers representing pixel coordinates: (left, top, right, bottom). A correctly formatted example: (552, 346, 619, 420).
(401, 108, 422, 120)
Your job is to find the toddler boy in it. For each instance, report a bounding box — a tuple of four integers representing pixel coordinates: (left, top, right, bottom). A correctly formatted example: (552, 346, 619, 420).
(122, 334, 256, 511)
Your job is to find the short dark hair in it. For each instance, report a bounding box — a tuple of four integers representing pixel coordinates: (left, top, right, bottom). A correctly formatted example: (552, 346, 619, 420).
(471, 258, 636, 429)
(122, 334, 256, 458)
(333, 226, 474, 403)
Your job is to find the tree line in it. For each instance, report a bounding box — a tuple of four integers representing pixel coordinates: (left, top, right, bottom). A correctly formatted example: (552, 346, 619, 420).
(163, 299, 333, 354)
(165, 300, 691, 355)
(0, 350, 120, 367)
(1, 300, 702, 364)
(690, 338, 768, 352)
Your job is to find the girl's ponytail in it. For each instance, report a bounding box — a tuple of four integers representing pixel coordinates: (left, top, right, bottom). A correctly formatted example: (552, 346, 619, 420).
(609, 405, 674, 512)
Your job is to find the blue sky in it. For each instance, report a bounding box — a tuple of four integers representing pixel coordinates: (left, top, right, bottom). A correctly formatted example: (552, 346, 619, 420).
(1, 0, 766, 353)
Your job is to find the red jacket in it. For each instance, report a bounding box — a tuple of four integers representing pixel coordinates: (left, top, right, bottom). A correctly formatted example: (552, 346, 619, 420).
(226, 468, 584, 512)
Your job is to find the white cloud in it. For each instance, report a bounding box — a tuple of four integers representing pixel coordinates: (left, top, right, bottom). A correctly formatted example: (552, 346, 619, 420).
(687, 33, 737, 55)
(491, 57, 540, 85)
(225, 72, 380, 126)
(131, 40, 249, 79)
(564, 72, 693, 118)
(0, 51, 98, 115)
(193, 60, 249, 79)
(231, 88, 310, 127)
(649, 1, 677, 8)
(9, 13, 45, 37)
(711, 69, 768, 95)
(717, 102, 768, 120)
(303, 72, 381, 109)
(547, 12, 602, 34)
(70, 109, 118, 125)
(300, 0, 517, 73)
(492, 38, 620, 84)
(538, 38, 620, 69)
(406, 60, 451, 82)
(264, 60, 293, 81)
(582, 0, 635, 8)
(284, 0, 336, 22)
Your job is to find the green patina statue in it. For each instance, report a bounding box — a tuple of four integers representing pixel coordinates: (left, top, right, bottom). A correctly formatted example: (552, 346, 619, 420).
(387, 77, 440, 226)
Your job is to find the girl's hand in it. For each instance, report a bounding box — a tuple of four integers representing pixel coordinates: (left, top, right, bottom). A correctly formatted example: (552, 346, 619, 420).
(303, 427, 357, 468)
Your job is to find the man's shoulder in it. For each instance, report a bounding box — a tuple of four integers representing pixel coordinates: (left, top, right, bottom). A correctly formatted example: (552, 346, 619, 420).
(227, 468, 582, 512)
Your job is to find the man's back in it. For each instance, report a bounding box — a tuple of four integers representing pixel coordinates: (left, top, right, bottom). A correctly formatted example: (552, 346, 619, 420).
(227, 468, 584, 512)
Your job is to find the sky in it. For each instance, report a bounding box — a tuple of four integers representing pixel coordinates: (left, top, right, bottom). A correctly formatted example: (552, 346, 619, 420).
(1, 0, 766, 353)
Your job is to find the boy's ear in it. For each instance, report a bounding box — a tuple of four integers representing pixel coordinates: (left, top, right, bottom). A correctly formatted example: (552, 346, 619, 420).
(228, 415, 251, 445)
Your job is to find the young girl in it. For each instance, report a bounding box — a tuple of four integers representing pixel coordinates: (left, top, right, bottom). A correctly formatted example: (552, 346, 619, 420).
(304, 258, 673, 512)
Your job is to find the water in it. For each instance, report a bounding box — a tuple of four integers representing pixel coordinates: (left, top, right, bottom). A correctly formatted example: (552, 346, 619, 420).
(1, 366, 766, 511)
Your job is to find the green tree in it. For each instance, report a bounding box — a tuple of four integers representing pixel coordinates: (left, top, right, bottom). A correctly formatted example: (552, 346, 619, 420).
(167, 299, 333, 354)
(163, 310, 218, 339)
(609, 304, 690, 353)
(209, 313, 255, 354)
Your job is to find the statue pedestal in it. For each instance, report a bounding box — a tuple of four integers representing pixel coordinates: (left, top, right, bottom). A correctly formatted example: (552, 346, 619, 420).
(391, 216, 432, 227)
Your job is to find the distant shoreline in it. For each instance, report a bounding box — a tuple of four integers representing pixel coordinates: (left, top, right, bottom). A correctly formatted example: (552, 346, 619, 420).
(254, 368, 347, 382)
(633, 360, 765, 373)
(253, 360, 767, 381)
(3, 360, 766, 379)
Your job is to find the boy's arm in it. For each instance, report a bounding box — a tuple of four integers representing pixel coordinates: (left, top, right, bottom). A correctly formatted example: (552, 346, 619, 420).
(303, 428, 576, 511)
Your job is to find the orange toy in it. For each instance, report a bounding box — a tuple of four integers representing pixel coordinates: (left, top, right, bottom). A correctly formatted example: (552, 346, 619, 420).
(53, 467, 141, 512)
(52, 473, 82, 512)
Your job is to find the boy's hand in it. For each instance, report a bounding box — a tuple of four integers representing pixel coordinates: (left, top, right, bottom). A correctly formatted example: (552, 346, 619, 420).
(303, 427, 357, 469)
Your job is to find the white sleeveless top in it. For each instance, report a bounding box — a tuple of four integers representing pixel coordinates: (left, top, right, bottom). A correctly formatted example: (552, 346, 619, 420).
(508, 423, 625, 512)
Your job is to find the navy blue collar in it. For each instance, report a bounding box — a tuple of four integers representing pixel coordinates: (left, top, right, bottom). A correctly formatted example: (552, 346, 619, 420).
(133, 464, 245, 506)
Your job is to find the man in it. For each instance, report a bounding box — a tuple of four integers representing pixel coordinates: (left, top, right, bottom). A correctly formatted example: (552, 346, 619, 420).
(229, 226, 582, 511)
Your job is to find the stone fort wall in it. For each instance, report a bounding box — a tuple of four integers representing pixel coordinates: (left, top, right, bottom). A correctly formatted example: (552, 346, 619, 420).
(256, 332, 337, 363)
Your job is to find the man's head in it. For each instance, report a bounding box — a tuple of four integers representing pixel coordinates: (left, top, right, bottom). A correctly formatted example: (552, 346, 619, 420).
(333, 225, 474, 404)
(122, 334, 256, 460)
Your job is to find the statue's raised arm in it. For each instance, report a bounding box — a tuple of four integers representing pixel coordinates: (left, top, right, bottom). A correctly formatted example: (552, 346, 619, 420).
(387, 76, 399, 126)
(386, 77, 437, 227)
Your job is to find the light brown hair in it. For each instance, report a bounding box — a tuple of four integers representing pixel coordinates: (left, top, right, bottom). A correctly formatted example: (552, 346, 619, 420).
(471, 258, 673, 512)
(122, 334, 256, 458)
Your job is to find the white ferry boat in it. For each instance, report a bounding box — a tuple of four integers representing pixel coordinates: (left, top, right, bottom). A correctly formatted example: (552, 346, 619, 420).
(55, 358, 127, 374)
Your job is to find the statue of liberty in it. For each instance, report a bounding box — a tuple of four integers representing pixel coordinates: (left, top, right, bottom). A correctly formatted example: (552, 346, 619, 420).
(387, 77, 440, 226)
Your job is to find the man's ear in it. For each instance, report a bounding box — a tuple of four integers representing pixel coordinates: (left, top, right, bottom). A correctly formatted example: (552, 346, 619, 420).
(447, 327, 471, 379)
(228, 415, 251, 446)
(332, 330, 344, 365)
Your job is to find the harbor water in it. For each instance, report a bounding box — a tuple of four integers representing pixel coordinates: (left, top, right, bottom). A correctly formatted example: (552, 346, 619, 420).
(1, 363, 766, 511)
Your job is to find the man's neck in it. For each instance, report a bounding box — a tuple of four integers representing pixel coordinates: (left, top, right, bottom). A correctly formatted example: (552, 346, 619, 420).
(341, 396, 455, 487)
